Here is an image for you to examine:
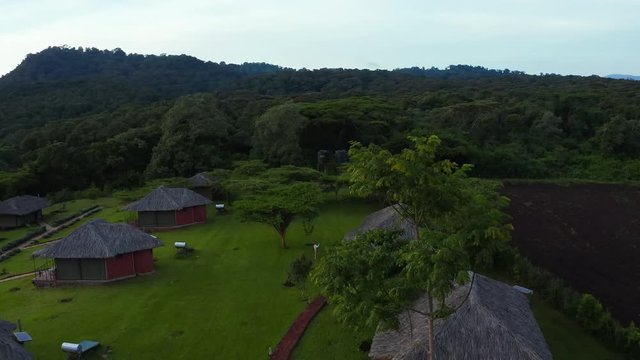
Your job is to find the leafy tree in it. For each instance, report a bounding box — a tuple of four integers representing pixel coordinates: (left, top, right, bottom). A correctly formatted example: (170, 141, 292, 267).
(251, 103, 308, 166)
(315, 135, 511, 360)
(234, 181, 323, 248)
(145, 94, 233, 178)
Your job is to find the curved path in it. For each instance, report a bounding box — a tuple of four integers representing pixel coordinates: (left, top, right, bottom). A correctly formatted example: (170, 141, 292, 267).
(270, 296, 327, 360)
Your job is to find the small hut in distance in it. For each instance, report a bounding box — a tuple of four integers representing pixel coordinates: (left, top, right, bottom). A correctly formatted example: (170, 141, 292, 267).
(188, 172, 218, 200)
(344, 205, 418, 241)
(0, 195, 49, 229)
(124, 186, 212, 229)
(33, 219, 162, 284)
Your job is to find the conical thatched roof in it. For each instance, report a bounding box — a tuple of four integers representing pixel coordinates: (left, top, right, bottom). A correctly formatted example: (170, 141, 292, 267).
(33, 219, 162, 259)
(188, 172, 217, 188)
(369, 273, 552, 360)
(0, 320, 32, 360)
(124, 186, 212, 212)
(344, 205, 418, 241)
(0, 195, 49, 216)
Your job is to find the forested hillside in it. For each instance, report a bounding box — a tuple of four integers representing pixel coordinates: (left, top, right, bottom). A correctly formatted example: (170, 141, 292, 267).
(1, 46, 640, 198)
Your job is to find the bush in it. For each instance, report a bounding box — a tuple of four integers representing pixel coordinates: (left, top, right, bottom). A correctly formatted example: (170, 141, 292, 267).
(510, 253, 640, 356)
(576, 294, 604, 332)
(286, 253, 313, 287)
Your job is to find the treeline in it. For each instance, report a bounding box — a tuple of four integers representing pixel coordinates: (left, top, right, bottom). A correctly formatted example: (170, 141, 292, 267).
(0, 47, 640, 198)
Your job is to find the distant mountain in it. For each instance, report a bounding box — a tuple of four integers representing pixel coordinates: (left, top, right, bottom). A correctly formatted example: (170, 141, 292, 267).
(0, 46, 289, 134)
(606, 74, 640, 81)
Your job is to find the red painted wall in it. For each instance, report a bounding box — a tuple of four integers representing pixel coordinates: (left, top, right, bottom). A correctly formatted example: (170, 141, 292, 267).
(106, 253, 135, 280)
(194, 205, 207, 222)
(176, 205, 207, 225)
(133, 249, 155, 274)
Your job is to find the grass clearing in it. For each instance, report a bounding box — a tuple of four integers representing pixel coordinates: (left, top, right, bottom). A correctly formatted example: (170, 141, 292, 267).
(532, 297, 627, 360)
(0, 199, 375, 359)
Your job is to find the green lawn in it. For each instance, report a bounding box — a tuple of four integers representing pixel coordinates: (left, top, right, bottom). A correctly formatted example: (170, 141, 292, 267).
(0, 247, 48, 279)
(533, 297, 627, 360)
(291, 305, 373, 360)
(0, 199, 375, 359)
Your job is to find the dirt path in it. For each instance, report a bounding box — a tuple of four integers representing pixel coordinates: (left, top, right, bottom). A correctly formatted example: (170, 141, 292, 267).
(270, 296, 327, 360)
(0, 271, 35, 283)
(22, 206, 102, 250)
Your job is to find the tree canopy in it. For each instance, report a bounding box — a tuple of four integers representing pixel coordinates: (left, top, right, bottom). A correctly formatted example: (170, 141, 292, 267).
(313, 135, 512, 360)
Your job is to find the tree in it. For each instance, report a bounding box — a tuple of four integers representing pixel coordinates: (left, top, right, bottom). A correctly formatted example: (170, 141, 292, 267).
(251, 103, 309, 166)
(234, 181, 323, 248)
(314, 135, 511, 360)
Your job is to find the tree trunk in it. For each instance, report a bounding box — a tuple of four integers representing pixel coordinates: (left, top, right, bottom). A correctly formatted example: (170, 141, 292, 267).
(279, 229, 287, 248)
(427, 294, 435, 360)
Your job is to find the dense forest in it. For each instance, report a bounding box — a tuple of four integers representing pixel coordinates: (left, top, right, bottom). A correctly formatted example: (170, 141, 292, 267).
(1, 46, 640, 198)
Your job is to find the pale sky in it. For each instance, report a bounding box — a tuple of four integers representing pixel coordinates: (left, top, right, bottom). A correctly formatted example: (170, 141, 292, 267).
(1, 0, 639, 77)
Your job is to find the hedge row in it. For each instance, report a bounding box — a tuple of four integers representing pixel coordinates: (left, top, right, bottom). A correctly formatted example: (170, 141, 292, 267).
(0, 248, 21, 264)
(51, 205, 101, 227)
(0, 226, 46, 253)
(512, 255, 640, 357)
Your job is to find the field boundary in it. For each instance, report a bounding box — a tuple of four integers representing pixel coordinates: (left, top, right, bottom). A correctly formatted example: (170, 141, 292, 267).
(270, 296, 327, 360)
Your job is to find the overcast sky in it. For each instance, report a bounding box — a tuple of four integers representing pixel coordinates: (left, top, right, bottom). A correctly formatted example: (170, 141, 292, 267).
(1, 0, 639, 76)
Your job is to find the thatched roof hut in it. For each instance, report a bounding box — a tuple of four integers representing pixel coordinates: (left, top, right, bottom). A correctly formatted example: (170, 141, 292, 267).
(369, 273, 552, 360)
(33, 219, 162, 284)
(0, 320, 32, 360)
(188, 172, 217, 188)
(344, 205, 418, 241)
(124, 186, 212, 228)
(34, 219, 162, 259)
(188, 172, 219, 200)
(0, 195, 49, 229)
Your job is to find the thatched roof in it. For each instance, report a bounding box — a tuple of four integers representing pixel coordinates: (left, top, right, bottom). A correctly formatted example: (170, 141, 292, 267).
(0, 320, 32, 360)
(0, 195, 49, 216)
(124, 186, 212, 212)
(369, 273, 552, 360)
(344, 205, 418, 241)
(33, 219, 162, 259)
(188, 172, 217, 188)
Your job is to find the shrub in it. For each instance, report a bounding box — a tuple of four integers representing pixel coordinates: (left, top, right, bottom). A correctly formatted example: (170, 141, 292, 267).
(576, 294, 605, 332)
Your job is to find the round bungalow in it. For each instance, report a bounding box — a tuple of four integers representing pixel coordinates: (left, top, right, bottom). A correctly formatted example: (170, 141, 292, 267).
(32, 219, 162, 285)
(0, 195, 49, 229)
(124, 186, 212, 229)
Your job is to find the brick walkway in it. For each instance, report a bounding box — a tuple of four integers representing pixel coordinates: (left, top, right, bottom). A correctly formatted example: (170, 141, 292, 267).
(270, 296, 327, 360)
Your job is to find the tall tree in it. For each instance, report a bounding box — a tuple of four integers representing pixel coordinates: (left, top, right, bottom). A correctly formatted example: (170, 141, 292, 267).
(234, 181, 323, 248)
(314, 135, 511, 360)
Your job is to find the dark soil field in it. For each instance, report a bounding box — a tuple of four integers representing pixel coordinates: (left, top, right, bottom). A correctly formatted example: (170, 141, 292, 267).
(501, 183, 640, 325)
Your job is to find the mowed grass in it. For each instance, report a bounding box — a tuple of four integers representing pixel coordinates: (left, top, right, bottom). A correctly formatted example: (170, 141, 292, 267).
(532, 297, 628, 360)
(291, 305, 373, 360)
(0, 199, 375, 359)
